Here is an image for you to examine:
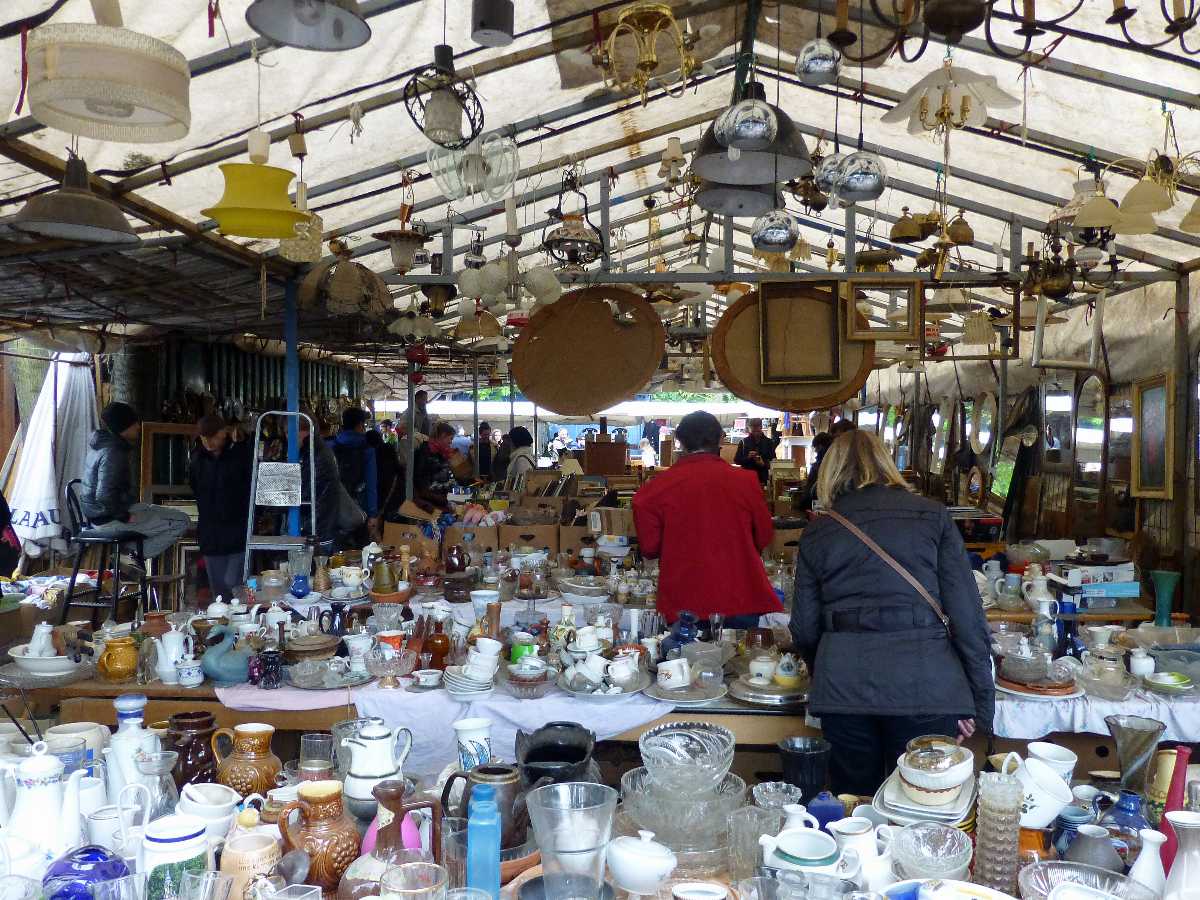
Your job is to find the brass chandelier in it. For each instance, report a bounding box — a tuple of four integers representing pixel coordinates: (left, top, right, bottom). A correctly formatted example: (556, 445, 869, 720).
(827, 1, 1199, 62)
(591, 2, 699, 104)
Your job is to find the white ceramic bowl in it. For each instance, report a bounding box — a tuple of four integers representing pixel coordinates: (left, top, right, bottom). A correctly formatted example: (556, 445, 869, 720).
(9, 645, 78, 675)
(897, 772, 965, 807)
(895, 749, 974, 790)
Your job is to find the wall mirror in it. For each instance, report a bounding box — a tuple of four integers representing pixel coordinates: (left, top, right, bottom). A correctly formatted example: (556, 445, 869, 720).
(962, 398, 975, 458)
(881, 405, 897, 454)
(930, 399, 953, 477)
(857, 404, 880, 433)
(1041, 379, 1075, 473)
(1073, 373, 1108, 534)
(986, 434, 1022, 515)
(895, 407, 914, 469)
(1106, 389, 1135, 533)
(971, 392, 997, 456)
(966, 465, 985, 506)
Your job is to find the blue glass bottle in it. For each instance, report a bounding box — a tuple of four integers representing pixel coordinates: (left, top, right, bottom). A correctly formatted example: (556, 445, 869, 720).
(1096, 789, 1152, 864)
(466, 783, 501, 900)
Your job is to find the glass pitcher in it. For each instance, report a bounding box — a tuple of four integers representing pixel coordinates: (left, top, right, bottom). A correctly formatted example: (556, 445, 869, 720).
(288, 547, 314, 598)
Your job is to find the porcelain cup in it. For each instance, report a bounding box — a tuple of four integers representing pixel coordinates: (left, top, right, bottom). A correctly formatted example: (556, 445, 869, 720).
(1028, 741, 1078, 783)
(580, 654, 611, 682)
(474, 637, 502, 658)
(1003, 752, 1072, 828)
(609, 652, 639, 685)
(573, 626, 600, 651)
(656, 657, 691, 690)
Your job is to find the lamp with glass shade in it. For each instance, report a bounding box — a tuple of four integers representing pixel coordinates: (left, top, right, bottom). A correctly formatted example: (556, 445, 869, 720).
(404, 45, 485, 150)
(1120, 173, 1173, 215)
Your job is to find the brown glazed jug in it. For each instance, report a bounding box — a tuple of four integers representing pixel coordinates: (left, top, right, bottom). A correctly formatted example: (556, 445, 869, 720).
(212, 723, 282, 797)
(168, 710, 218, 788)
(337, 783, 442, 900)
(279, 780, 363, 897)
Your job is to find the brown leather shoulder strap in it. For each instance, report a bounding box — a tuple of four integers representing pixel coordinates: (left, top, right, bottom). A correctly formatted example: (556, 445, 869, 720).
(823, 508, 952, 635)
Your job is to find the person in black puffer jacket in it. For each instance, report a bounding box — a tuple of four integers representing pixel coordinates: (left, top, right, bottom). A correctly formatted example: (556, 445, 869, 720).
(189, 415, 253, 600)
(80, 402, 190, 566)
(791, 429, 994, 796)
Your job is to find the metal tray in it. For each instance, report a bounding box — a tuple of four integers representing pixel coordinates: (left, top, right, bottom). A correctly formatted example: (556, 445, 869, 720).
(727, 673, 807, 707)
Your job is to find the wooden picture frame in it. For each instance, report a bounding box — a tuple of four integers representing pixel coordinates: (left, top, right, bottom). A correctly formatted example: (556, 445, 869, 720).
(1132, 371, 1174, 499)
(758, 280, 841, 384)
(845, 278, 922, 342)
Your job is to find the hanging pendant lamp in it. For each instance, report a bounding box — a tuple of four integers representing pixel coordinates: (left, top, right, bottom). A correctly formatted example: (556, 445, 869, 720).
(12, 154, 138, 245)
(1120, 174, 1173, 215)
(796, 37, 842, 86)
(751, 209, 800, 253)
(1180, 196, 1200, 233)
(278, 182, 324, 262)
(26, 22, 190, 143)
(1112, 210, 1158, 235)
(693, 81, 811, 184)
(696, 180, 780, 217)
(245, 0, 371, 51)
(202, 159, 310, 239)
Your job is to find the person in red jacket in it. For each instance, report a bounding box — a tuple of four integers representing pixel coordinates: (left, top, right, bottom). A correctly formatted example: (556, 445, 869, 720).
(633, 410, 781, 628)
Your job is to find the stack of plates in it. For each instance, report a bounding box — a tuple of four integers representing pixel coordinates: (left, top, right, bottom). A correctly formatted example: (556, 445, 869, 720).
(443, 665, 494, 701)
(872, 769, 977, 828)
(1144, 671, 1194, 695)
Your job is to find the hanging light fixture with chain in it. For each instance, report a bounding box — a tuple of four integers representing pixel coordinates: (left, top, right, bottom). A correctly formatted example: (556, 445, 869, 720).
(404, 45, 485, 150)
(591, 1, 700, 104)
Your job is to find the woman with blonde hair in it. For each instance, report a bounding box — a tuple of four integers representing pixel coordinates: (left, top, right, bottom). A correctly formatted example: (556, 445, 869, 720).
(790, 429, 994, 795)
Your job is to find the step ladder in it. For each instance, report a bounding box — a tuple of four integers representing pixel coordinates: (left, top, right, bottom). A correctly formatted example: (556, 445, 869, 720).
(242, 411, 317, 582)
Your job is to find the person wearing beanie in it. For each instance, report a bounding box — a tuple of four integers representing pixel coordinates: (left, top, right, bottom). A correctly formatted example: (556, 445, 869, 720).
(189, 414, 253, 600)
(80, 402, 190, 568)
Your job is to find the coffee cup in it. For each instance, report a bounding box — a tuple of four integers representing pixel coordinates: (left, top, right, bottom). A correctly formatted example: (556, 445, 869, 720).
(1028, 741, 1078, 783)
(656, 657, 691, 690)
(609, 653, 639, 685)
(580, 653, 611, 683)
(574, 626, 600, 651)
(749, 655, 777, 682)
(1003, 752, 1072, 828)
(474, 637, 503, 658)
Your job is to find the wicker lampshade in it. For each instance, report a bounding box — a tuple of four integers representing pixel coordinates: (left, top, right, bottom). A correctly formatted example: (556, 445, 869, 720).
(202, 163, 310, 239)
(26, 23, 190, 143)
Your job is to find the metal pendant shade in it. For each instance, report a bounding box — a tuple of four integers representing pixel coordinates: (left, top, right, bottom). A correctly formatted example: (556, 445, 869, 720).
(202, 163, 310, 239)
(693, 83, 811, 185)
(750, 209, 800, 253)
(13, 156, 138, 245)
(245, 0, 371, 51)
(834, 151, 888, 204)
(796, 37, 842, 86)
(471, 0, 514, 47)
(695, 180, 780, 218)
(26, 23, 190, 143)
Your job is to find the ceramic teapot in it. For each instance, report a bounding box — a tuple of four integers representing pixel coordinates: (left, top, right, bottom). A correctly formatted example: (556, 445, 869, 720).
(515, 721, 595, 786)
(227, 602, 263, 628)
(341, 724, 413, 823)
(3, 740, 85, 858)
(262, 602, 291, 632)
(1023, 575, 1058, 613)
(152, 631, 192, 685)
(206, 595, 231, 620)
(440, 763, 545, 850)
(27, 622, 55, 658)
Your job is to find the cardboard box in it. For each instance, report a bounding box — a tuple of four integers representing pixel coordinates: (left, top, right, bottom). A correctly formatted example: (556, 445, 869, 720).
(516, 495, 569, 516)
(771, 527, 804, 561)
(559, 525, 599, 556)
(774, 498, 796, 516)
(522, 472, 560, 494)
(442, 525, 499, 562)
(382, 521, 440, 560)
(498, 523, 560, 554)
(588, 506, 636, 537)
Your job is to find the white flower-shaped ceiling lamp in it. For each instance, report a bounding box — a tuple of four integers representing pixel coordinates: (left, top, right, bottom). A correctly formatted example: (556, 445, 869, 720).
(881, 62, 1019, 137)
(25, 1, 190, 143)
(427, 132, 520, 202)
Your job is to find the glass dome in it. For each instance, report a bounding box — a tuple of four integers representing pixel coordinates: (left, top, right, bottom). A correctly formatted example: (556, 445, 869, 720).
(796, 37, 842, 86)
(714, 99, 778, 152)
(835, 151, 888, 204)
(750, 209, 800, 253)
(813, 152, 846, 196)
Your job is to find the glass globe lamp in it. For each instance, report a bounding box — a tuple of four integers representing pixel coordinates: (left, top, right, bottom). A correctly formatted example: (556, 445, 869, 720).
(796, 37, 841, 86)
(751, 209, 800, 253)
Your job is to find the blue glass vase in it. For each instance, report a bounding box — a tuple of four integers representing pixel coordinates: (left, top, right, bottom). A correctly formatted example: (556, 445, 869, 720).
(660, 610, 699, 659)
(1096, 790, 1153, 864)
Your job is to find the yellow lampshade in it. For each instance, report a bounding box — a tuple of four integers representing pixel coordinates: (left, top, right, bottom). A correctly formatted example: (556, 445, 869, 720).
(1113, 210, 1157, 235)
(1073, 194, 1120, 229)
(202, 163, 309, 239)
(1180, 196, 1200, 233)
(1120, 176, 1172, 215)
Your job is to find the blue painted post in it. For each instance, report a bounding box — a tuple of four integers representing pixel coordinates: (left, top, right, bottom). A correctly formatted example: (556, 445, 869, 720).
(285, 279, 300, 537)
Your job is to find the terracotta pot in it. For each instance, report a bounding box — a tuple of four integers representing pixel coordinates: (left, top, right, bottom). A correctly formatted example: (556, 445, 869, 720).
(279, 780, 362, 897)
(168, 711, 218, 787)
(138, 611, 172, 640)
(212, 723, 282, 797)
(97, 636, 139, 682)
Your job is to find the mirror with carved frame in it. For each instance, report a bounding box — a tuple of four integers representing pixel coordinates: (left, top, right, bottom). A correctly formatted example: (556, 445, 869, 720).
(971, 392, 997, 457)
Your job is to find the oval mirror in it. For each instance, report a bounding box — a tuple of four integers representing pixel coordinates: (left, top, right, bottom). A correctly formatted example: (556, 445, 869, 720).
(967, 465, 985, 506)
(881, 405, 897, 453)
(895, 407, 914, 469)
(1074, 374, 1107, 531)
(972, 392, 997, 455)
(930, 399, 953, 476)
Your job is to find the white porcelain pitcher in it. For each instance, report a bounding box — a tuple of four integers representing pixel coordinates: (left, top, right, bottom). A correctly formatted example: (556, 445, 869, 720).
(4, 741, 85, 858)
(827, 816, 896, 891)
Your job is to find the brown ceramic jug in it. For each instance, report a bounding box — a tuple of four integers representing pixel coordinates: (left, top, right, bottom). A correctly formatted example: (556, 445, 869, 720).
(212, 723, 282, 797)
(278, 779, 362, 897)
(97, 636, 139, 682)
(168, 710, 218, 788)
(440, 763, 544, 849)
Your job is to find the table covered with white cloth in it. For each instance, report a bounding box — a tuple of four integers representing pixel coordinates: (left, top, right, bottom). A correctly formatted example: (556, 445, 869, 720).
(993, 688, 1200, 742)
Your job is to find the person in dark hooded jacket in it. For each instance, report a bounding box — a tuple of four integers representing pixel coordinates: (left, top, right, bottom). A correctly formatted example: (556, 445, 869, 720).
(80, 402, 189, 565)
(189, 415, 252, 600)
(331, 408, 378, 526)
(299, 417, 343, 549)
(365, 428, 401, 518)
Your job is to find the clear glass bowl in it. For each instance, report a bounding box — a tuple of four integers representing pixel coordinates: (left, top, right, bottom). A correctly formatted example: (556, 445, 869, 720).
(892, 822, 973, 879)
(638, 722, 735, 795)
(752, 781, 804, 810)
(1018, 862, 1158, 900)
(620, 767, 745, 851)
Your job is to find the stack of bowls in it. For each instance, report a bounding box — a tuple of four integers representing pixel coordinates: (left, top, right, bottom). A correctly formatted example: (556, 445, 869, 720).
(892, 821, 974, 881)
(503, 657, 553, 700)
(896, 736, 974, 807)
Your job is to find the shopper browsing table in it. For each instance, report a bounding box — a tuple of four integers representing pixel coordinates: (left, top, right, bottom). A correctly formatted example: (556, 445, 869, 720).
(734, 418, 776, 485)
(189, 415, 252, 600)
(633, 411, 781, 628)
(790, 430, 994, 796)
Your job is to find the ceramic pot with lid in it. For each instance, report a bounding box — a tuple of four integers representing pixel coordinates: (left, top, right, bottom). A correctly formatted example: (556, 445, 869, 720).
(607, 830, 677, 895)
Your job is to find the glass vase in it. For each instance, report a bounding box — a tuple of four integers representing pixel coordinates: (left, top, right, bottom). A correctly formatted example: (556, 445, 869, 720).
(973, 772, 1021, 895)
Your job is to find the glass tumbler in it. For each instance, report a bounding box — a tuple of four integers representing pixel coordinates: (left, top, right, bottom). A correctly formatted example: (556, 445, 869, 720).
(298, 733, 335, 780)
(440, 818, 468, 890)
(380, 863, 448, 900)
(90, 874, 147, 900)
(526, 783, 618, 900)
(179, 872, 234, 900)
(728, 807, 785, 880)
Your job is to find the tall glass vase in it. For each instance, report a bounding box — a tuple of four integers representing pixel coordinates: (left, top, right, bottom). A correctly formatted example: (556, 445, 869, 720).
(1162, 811, 1200, 900)
(973, 772, 1022, 895)
(1151, 570, 1181, 628)
(1106, 714, 1167, 794)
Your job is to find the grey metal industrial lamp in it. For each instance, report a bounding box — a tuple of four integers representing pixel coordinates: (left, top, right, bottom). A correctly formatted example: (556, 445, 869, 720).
(471, 0, 514, 47)
(13, 154, 138, 245)
(692, 81, 812, 185)
(695, 180, 781, 218)
(245, 0, 371, 52)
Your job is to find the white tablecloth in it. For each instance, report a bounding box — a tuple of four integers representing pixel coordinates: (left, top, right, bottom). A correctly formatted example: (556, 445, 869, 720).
(217, 680, 674, 778)
(994, 689, 1200, 741)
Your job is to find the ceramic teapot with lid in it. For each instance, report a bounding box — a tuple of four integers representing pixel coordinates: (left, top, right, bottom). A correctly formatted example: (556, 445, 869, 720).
(341, 724, 413, 823)
(3, 740, 85, 858)
(607, 830, 677, 895)
(205, 595, 231, 620)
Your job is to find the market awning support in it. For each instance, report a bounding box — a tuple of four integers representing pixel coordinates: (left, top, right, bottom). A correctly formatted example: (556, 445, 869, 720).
(285, 278, 300, 537)
(1171, 274, 1192, 615)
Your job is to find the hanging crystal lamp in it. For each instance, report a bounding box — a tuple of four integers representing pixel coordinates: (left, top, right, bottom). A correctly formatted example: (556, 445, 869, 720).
(12, 154, 138, 245)
(796, 37, 841, 86)
(751, 209, 800, 253)
(245, 0, 371, 51)
(692, 81, 811, 184)
(26, 21, 190, 143)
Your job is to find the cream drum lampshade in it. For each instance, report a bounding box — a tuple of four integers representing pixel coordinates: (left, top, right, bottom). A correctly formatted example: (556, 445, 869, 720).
(26, 23, 190, 143)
